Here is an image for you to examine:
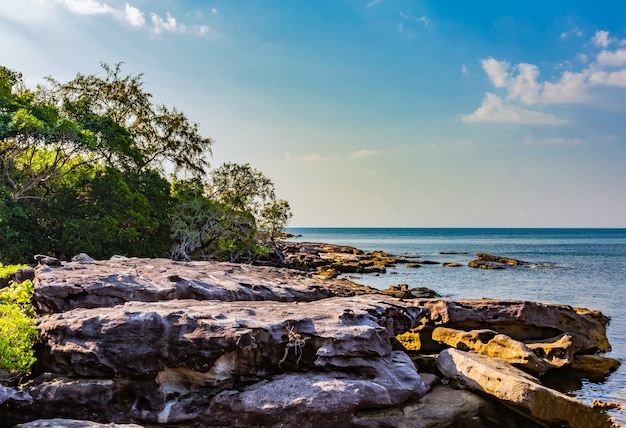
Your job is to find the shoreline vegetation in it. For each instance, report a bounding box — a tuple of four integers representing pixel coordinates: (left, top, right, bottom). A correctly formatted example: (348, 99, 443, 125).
(0, 242, 622, 427)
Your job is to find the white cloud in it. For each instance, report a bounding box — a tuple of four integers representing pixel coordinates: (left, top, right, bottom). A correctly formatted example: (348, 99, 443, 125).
(284, 153, 332, 163)
(46, 1, 211, 36)
(481, 57, 510, 88)
(462, 64, 468, 75)
(58, 0, 112, 15)
(196, 25, 210, 36)
(522, 135, 585, 145)
(507, 63, 541, 105)
(399, 11, 430, 28)
(349, 149, 381, 159)
(589, 69, 626, 87)
(468, 30, 626, 123)
(541, 70, 590, 104)
(461, 93, 567, 125)
(151, 12, 185, 34)
(124, 4, 144, 27)
(560, 28, 583, 39)
(366, 0, 384, 7)
(592, 30, 613, 48)
(284, 149, 383, 162)
(596, 49, 626, 67)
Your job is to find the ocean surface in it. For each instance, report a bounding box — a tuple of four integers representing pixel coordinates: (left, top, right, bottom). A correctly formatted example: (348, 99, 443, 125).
(286, 228, 626, 424)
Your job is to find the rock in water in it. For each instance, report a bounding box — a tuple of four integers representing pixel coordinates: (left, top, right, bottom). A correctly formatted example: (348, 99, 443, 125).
(436, 348, 615, 428)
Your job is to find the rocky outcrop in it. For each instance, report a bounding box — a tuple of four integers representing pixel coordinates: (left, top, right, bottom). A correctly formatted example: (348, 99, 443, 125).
(2, 254, 619, 427)
(409, 298, 611, 352)
(468, 253, 529, 269)
(437, 348, 615, 428)
(276, 241, 417, 274)
(33, 257, 380, 314)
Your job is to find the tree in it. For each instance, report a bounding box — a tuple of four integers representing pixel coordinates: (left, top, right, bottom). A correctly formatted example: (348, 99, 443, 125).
(50, 62, 213, 179)
(169, 179, 265, 262)
(258, 199, 293, 241)
(0, 63, 292, 265)
(210, 162, 292, 239)
(0, 66, 97, 201)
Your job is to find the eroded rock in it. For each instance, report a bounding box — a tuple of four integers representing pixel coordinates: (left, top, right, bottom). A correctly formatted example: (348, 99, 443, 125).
(206, 352, 427, 427)
(411, 298, 611, 353)
(437, 348, 615, 428)
(431, 327, 547, 374)
(33, 258, 380, 314)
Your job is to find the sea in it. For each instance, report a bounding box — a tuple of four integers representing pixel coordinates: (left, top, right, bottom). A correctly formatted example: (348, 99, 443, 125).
(286, 228, 626, 425)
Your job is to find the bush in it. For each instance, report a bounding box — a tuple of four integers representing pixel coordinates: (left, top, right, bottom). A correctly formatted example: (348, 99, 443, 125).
(0, 280, 37, 376)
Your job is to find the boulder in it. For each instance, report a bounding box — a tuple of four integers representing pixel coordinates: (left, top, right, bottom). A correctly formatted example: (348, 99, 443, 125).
(0, 383, 32, 405)
(437, 348, 615, 428)
(351, 384, 498, 428)
(412, 298, 611, 353)
(569, 354, 622, 376)
(525, 333, 583, 369)
(33, 258, 380, 314)
(206, 352, 427, 427)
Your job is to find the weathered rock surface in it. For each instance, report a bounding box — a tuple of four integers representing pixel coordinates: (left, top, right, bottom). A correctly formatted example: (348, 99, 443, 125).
(33, 257, 379, 314)
(276, 241, 416, 274)
(8, 293, 430, 425)
(0, 383, 32, 405)
(437, 348, 615, 428)
(351, 383, 498, 428)
(207, 352, 427, 427)
(37, 295, 425, 378)
(411, 298, 611, 352)
(3, 255, 619, 427)
(569, 354, 622, 376)
(431, 327, 548, 374)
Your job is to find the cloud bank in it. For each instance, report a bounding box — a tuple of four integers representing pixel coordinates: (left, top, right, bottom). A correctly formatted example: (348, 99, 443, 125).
(463, 30, 626, 124)
(49, 0, 209, 36)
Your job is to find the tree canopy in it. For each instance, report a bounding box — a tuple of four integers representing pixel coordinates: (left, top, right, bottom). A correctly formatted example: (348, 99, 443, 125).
(0, 63, 291, 264)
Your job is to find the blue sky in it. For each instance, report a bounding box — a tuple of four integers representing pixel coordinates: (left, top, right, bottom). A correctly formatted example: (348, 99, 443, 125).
(2, 0, 626, 227)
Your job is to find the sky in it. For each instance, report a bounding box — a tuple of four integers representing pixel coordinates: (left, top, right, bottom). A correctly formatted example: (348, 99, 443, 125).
(1, 0, 626, 227)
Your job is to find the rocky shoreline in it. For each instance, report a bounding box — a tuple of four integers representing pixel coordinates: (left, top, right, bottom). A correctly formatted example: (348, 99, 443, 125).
(0, 243, 622, 427)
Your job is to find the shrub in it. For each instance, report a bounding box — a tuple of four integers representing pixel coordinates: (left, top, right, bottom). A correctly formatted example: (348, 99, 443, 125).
(0, 280, 37, 375)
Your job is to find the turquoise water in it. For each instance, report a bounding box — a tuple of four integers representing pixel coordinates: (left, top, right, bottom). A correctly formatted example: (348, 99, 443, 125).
(287, 228, 626, 424)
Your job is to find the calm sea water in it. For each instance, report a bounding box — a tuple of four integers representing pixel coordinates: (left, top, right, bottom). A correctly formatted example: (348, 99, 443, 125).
(287, 228, 626, 424)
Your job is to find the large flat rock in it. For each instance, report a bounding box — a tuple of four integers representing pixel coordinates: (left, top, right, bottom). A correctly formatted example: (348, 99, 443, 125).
(37, 294, 426, 378)
(33, 258, 379, 314)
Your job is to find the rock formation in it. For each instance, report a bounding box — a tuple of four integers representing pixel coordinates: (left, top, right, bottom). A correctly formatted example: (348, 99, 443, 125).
(1, 253, 619, 427)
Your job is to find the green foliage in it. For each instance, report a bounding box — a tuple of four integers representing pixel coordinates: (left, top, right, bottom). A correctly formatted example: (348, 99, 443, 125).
(170, 180, 267, 262)
(210, 162, 292, 240)
(0, 264, 28, 279)
(0, 280, 37, 374)
(1, 63, 291, 265)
